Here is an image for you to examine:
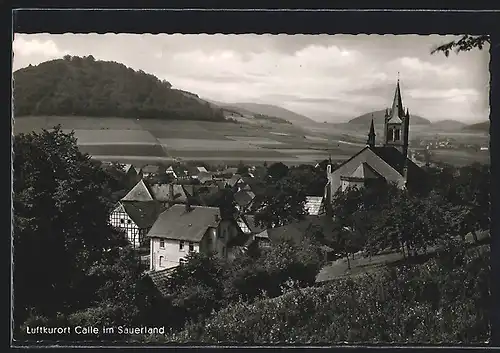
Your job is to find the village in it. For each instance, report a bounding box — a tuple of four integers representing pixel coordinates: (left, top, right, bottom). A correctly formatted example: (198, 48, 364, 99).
(104, 78, 462, 292)
(12, 32, 493, 345)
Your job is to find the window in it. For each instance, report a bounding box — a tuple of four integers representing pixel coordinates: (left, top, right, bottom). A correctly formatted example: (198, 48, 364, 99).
(120, 219, 124, 224)
(160, 240, 165, 248)
(159, 256, 164, 267)
(179, 258, 186, 265)
(127, 219, 131, 224)
(221, 246, 226, 257)
(179, 241, 184, 251)
(388, 128, 394, 142)
(394, 129, 401, 141)
(189, 242, 194, 252)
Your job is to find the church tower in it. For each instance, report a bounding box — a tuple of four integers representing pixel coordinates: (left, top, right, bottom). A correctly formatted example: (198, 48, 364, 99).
(383, 77, 410, 159)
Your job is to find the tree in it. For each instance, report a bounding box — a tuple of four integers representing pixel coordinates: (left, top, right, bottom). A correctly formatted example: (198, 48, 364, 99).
(251, 176, 307, 229)
(162, 252, 226, 327)
(266, 162, 289, 182)
(431, 35, 490, 57)
(13, 126, 149, 336)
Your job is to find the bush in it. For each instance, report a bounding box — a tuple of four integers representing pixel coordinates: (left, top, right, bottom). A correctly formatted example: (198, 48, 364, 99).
(174, 245, 490, 344)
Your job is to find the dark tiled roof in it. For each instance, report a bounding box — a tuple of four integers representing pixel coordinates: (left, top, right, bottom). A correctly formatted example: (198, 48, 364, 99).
(122, 201, 166, 229)
(228, 174, 243, 187)
(371, 146, 427, 185)
(147, 268, 174, 297)
(234, 190, 254, 207)
(242, 215, 267, 234)
(266, 220, 311, 244)
(147, 205, 221, 242)
(227, 232, 253, 247)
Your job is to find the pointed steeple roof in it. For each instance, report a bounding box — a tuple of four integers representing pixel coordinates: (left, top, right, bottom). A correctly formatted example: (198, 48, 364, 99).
(121, 179, 154, 202)
(367, 116, 376, 147)
(388, 79, 405, 123)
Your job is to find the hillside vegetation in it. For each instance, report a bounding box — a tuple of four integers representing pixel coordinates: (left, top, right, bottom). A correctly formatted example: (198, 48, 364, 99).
(216, 101, 317, 126)
(349, 109, 431, 125)
(463, 121, 489, 132)
(13, 55, 227, 122)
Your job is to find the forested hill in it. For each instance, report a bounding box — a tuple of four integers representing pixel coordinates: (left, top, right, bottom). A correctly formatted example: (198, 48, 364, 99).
(13, 55, 227, 122)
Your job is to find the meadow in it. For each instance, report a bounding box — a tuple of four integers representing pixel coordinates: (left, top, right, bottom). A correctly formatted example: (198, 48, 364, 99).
(14, 116, 489, 167)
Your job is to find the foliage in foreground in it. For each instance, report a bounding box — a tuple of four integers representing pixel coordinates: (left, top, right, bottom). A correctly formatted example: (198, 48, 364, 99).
(164, 244, 491, 344)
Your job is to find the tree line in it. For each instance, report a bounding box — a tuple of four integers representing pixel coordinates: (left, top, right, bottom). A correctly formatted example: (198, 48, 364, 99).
(13, 55, 227, 122)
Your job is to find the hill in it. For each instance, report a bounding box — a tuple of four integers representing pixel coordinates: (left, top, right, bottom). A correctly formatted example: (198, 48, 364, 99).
(348, 110, 431, 125)
(13, 55, 227, 122)
(463, 121, 489, 132)
(430, 119, 467, 130)
(212, 101, 317, 126)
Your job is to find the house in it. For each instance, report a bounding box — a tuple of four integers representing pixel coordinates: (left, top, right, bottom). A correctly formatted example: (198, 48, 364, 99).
(325, 78, 427, 205)
(165, 165, 189, 180)
(121, 164, 143, 186)
(255, 216, 337, 261)
(121, 179, 195, 205)
(109, 201, 166, 248)
(235, 214, 269, 246)
(142, 164, 165, 177)
(147, 204, 242, 271)
(197, 171, 215, 184)
(234, 190, 256, 213)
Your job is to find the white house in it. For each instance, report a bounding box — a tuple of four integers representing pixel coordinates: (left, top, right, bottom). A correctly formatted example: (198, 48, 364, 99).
(147, 204, 242, 271)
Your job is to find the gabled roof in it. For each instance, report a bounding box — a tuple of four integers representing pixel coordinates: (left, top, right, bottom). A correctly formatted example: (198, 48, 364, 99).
(121, 180, 154, 202)
(349, 162, 384, 180)
(234, 190, 254, 207)
(240, 215, 266, 234)
(147, 205, 221, 242)
(305, 196, 324, 216)
(166, 165, 187, 177)
(371, 146, 415, 176)
(148, 268, 175, 297)
(228, 174, 243, 187)
(148, 183, 172, 202)
(122, 201, 166, 229)
(266, 220, 312, 244)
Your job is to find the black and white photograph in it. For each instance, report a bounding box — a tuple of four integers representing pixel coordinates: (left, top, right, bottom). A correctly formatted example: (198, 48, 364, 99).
(12, 26, 493, 345)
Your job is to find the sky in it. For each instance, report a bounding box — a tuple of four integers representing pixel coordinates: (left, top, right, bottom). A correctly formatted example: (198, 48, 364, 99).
(12, 33, 490, 123)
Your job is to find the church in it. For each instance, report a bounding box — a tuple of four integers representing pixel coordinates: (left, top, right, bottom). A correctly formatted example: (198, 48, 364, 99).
(324, 78, 427, 203)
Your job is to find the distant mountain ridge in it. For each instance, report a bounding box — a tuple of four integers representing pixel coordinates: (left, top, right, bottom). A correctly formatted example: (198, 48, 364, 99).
(207, 100, 317, 126)
(430, 120, 467, 130)
(463, 121, 489, 132)
(13, 55, 227, 122)
(348, 110, 431, 125)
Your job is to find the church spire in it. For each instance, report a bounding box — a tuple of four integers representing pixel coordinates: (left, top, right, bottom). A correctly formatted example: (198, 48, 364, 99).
(367, 115, 376, 147)
(389, 77, 405, 122)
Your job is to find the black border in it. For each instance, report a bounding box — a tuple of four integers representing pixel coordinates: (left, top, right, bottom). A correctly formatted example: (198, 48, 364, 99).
(7, 6, 500, 350)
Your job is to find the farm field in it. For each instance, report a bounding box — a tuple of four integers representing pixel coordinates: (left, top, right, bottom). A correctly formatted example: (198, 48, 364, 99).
(14, 116, 490, 167)
(429, 149, 490, 166)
